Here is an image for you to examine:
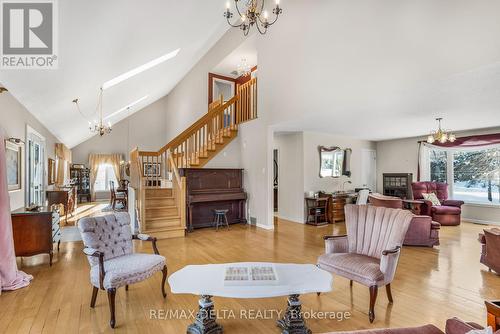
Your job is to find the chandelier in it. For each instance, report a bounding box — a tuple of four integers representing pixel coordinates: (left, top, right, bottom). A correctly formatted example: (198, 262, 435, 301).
(73, 88, 112, 137)
(224, 0, 283, 36)
(427, 118, 456, 144)
(237, 58, 252, 77)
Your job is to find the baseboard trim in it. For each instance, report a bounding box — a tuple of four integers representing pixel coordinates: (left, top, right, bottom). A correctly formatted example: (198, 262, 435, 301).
(276, 215, 304, 224)
(463, 218, 500, 226)
(256, 223, 274, 230)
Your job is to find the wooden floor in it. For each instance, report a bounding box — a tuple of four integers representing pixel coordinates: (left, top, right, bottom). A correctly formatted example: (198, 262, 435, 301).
(0, 211, 498, 334)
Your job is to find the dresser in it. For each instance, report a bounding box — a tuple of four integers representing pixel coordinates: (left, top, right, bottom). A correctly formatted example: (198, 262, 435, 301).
(317, 192, 354, 223)
(11, 207, 60, 266)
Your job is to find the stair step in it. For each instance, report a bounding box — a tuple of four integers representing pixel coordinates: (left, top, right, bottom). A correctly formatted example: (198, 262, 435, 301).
(146, 206, 178, 218)
(146, 197, 176, 207)
(146, 188, 172, 198)
(144, 226, 185, 239)
(146, 219, 181, 230)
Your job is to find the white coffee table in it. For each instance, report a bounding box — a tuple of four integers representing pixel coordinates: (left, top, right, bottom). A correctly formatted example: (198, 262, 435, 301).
(168, 262, 333, 334)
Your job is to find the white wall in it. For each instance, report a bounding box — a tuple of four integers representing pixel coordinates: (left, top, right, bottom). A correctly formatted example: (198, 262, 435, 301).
(0, 92, 59, 210)
(376, 127, 500, 224)
(72, 98, 169, 164)
(273, 132, 304, 223)
(272, 131, 376, 224)
(303, 131, 376, 194)
(162, 28, 247, 143)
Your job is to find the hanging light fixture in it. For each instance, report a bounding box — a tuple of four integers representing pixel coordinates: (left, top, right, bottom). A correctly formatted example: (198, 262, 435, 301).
(427, 118, 456, 144)
(73, 88, 112, 137)
(224, 0, 283, 36)
(237, 58, 252, 77)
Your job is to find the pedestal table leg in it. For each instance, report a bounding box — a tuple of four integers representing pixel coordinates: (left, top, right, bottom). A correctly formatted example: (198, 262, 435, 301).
(187, 295, 223, 334)
(277, 294, 311, 334)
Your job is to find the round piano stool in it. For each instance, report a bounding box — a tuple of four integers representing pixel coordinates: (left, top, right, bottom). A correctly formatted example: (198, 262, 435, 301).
(213, 210, 230, 231)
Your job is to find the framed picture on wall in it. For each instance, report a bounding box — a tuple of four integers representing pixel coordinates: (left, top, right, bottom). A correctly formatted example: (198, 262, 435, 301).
(5, 140, 22, 191)
(48, 158, 56, 185)
(143, 162, 161, 177)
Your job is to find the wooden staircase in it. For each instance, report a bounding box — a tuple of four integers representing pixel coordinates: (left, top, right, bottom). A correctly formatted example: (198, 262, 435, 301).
(129, 78, 257, 238)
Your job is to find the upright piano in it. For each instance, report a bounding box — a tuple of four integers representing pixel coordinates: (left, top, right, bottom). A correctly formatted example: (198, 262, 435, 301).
(179, 168, 247, 231)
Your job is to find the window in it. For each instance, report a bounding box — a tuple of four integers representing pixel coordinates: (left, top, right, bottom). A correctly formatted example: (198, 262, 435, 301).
(429, 149, 447, 183)
(453, 148, 500, 204)
(94, 164, 118, 191)
(427, 146, 500, 204)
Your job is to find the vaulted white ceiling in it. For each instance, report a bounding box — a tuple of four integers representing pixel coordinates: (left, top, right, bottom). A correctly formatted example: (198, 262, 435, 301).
(0, 0, 229, 147)
(261, 0, 500, 141)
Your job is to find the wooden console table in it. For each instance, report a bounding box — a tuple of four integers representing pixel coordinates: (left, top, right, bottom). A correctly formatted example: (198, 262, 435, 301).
(11, 207, 60, 266)
(47, 187, 76, 222)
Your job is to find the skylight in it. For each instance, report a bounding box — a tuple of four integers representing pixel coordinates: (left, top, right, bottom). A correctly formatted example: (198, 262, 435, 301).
(104, 95, 149, 121)
(102, 48, 180, 90)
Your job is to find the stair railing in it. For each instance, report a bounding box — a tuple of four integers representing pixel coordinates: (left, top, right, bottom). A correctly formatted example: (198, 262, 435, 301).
(130, 78, 257, 229)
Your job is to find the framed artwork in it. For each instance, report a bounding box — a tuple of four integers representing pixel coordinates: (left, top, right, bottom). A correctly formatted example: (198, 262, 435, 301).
(143, 162, 161, 177)
(5, 141, 22, 191)
(48, 158, 56, 185)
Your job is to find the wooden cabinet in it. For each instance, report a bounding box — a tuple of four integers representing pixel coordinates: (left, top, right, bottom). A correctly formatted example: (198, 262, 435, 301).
(317, 192, 350, 223)
(383, 173, 413, 199)
(70, 165, 91, 203)
(11, 207, 60, 266)
(331, 195, 348, 222)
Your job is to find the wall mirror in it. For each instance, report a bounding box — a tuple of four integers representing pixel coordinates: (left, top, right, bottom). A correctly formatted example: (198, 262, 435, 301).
(318, 146, 352, 178)
(48, 158, 56, 185)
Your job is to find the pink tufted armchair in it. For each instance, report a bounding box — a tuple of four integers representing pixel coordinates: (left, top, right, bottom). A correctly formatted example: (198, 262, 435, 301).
(411, 182, 464, 226)
(78, 213, 167, 328)
(317, 205, 413, 322)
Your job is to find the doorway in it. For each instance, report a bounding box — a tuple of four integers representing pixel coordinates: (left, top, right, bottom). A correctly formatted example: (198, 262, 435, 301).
(26, 126, 46, 206)
(361, 149, 377, 192)
(273, 149, 278, 212)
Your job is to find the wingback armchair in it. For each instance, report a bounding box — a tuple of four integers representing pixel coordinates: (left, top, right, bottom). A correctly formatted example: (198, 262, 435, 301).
(78, 213, 167, 328)
(368, 193, 441, 247)
(411, 182, 464, 226)
(317, 205, 413, 322)
(478, 228, 500, 274)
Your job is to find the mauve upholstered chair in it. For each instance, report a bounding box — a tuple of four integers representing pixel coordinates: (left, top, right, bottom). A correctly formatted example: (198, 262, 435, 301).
(317, 204, 413, 323)
(368, 193, 440, 247)
(411, 182, 464, 226)
(78, 213, 167, 328)
(478, 228, 500, 274)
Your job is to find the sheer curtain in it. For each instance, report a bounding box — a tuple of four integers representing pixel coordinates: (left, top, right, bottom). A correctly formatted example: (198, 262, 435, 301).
(55, 143, 72, 186)
(417, 142, 431, 181)
(89, 154, 122, 200)
(0, 128, 33, 291)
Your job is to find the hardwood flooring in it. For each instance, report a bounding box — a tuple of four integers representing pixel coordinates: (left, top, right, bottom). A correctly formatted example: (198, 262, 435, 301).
(0, 211, 498, 334)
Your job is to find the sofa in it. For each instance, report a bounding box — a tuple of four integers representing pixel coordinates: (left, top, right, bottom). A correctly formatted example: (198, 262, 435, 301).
(322, 317, 496, 334)
(411, 182, 464, 226)
(478, 228, 500, 274)
(368, 194, 440, 247)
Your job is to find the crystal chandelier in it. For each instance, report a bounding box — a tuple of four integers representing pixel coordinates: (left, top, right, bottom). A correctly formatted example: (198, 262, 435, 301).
(224, 0, 283, 36)
(427, 118, 456, 144)
(237, 58, 252, 77)
(73, 88, 112, 137)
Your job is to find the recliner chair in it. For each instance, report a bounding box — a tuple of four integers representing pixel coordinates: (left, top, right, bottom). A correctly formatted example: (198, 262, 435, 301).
(411, 182, 464, 226)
